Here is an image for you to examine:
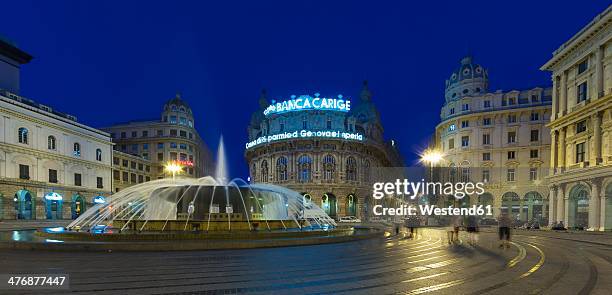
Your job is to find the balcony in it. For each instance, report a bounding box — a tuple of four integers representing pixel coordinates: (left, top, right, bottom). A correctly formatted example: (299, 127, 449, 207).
(568, 161, 589, 170)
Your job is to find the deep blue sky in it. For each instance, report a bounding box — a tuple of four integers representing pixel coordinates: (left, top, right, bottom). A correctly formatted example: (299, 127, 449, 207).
(1, 1, 609, 178)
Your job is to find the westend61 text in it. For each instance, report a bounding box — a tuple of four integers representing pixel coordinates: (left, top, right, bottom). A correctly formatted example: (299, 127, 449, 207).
(372, 205, 493, 216)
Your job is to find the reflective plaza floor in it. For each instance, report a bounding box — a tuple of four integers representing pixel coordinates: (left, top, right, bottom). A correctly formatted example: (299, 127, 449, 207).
(1, 227, 611, 294)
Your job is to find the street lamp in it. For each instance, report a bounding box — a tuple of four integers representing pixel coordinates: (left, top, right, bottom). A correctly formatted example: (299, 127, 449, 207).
(420, 149, 443, 182)
(165, 161, 183, 180)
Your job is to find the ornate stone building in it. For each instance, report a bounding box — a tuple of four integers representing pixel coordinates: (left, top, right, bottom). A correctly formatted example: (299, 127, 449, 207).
(245, 82, 403, 220)
(0, 38, 113, 220)
(541, 6, 612, 230)
(111, 150, 153, 193)
(103, 94, 213, 181)
(434, 56, 553, 224)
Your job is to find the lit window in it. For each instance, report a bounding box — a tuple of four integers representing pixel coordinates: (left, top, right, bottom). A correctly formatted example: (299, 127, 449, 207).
(170, 116, 177, 124)
(461, 136, 469, 147)
(507, 169, 515, 182)
(96, 148, 102, 161)
(576, 120, 587, 133)
(529, 168, 538, 181)
(577, 82, 588, 103)
(73, 143, 81, 156)
(483, 118, 491, 126)
(18, 128, 28, 144)
(449, 124, 456, 131)
(530, 150, 538, 158)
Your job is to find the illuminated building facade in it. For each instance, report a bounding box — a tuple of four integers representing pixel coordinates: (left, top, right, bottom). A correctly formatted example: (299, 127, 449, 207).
(541, 6, 612, 230)
(111, 150, 153, 193)
(0, 38, 113, 220)
(434, 56, 553, 224)
(245, 81, 403, 220)
(102, 94, 213, 182)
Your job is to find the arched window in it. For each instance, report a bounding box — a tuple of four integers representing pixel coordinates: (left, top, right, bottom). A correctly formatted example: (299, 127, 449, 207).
(346, 156, 357, 181)
(323, 155, 335, 181)
(260, 160, 268, 182)
(276, 157, 288, 181)
(171, 105, 177, 111)
(73, 143, 81, 156)
(96, 148, 102, 161)
(363, 160, 371, 182)
(298, 155, 312, 182)
(47, 136, 56, 150)
(18, 128, 28, 144)
(449, 163, 457, 183)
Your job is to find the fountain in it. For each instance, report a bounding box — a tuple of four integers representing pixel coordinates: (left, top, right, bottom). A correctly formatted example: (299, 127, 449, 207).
(0, 138, 385, 251)
(65, 137, 336, 234)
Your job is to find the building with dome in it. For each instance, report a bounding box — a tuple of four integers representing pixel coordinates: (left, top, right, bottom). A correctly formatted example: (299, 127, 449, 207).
(433, 56, 554, 224)
(245, 82, 403, 220)
(102, 94, 213, 192)
(541, 6, 612, 231)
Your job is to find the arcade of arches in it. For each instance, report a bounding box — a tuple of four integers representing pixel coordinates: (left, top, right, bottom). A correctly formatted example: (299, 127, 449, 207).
(302, 193, 359, 218)
(0, 187, 108, 220)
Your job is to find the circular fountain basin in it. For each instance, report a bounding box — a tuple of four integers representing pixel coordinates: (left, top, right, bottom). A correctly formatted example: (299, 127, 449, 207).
(0, 226, 383, 251)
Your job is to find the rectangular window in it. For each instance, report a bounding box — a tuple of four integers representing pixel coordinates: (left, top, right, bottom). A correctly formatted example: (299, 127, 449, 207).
(461, 136, 469, 147)
(507, 169, 515, 182)
(113, 157, 120, 165)
(18, 164, 29, 179)
(461, 120, 469, 128)
(170, 142, 177, 149)
(449, 108, 455, 115)
(531, 94, 539, 102)
(130, 173, 136, 183)
(508, 132, 516, 143)
(157, 130, 163, 136)
(143, 143, 149, 150)
(122, 172, 128, 182)
(576, 120, 587, 133)
(507, 151, 516, 159)
(113, 170, 120, 180)
(120, 132, 126, 138)
(170, 152, 177, 160)
(529, 168, 538, 181)
(448, 139, 454, 149)
(170, 129, 177, 137)
(188, 133, 193, 139)
(482, 153, 491, 161)
(138, 175, 144, 183)
(188, 155, 193, 162)
(180, 153, 187, 161)
(578, 59, 588, 74)
(157, 153, 163, 161)
(188, 145, 193, 152)
(145, 176, 151, 182)
(179, 117, 187, 125)
(142, 153, 149, 160)
(122, 159, 128, 167)
(482, 170, 490, 183)
(483, 118, 491, 126)
(142, 130, 148, 137)
(189, 168, 194, 175)
(179, 130, 187, 137)
(462, 104, 469, 111)
(530, 149, 539, 158)
(530, 130, 539, 142)
(577, 82, 588, 103)
(179, 143, 187, 150)
(131, 144, 138, 152)
(530, 112, 539, 121)
(448, 124, 456, 131)
(121, 145, 127, 152)
(47, 169, 57, 183)
(138, 163, 143, 171)
(484, 100, 491, 108)
(170, 116, 177, 124)
(157, 142, 164, 149)
(508, 115, 517, 123)
(130, 161, 136, 169)
(145, 165, 150, 172)
(482, 134, 490, 145)
(74, 173, 82, 186)
(97, 177, 103, 189)
(131, 131, 137, 138)
(576, 142, 585, 163)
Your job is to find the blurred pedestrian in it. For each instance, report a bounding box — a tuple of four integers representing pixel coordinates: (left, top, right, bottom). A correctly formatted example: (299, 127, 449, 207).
(451, 215, 462, 244)
(466, 215, 479, 245)
(498, 212, 512, 248)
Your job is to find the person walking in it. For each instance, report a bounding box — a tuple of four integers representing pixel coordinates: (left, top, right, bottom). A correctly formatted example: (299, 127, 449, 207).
(498, 212, 512, 248)
(450, 215, 462, 244)
(466, 215, 479, 245)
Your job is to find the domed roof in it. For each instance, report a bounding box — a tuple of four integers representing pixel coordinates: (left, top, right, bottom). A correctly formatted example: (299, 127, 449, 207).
(164, 93, 191, 111)
(447, 56, 488, 88)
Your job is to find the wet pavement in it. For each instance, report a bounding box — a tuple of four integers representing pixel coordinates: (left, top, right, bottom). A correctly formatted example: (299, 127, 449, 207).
(1, 227, 610, 294)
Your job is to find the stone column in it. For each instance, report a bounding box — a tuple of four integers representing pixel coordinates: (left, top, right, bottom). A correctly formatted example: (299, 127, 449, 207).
(556, 185, 565, 224)
(588, 181, 600, 230)
(551, 77, 558, 120)
(558, 128, 566, 172)
(600, 192, 607, 231)
(596, 46, 604, 97)
(550, 131, 557, 173)
(549, 186, 556, 226)
(560, 71, 568, 116)
(592, 113, 602, 165)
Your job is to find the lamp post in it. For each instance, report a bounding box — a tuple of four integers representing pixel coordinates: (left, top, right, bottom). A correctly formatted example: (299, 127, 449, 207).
(165, 161, 183, 180)
(421, 149, 443, 181)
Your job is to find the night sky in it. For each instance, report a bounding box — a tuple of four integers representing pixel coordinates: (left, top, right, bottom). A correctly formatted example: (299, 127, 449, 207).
(1, 1, 609, 178)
